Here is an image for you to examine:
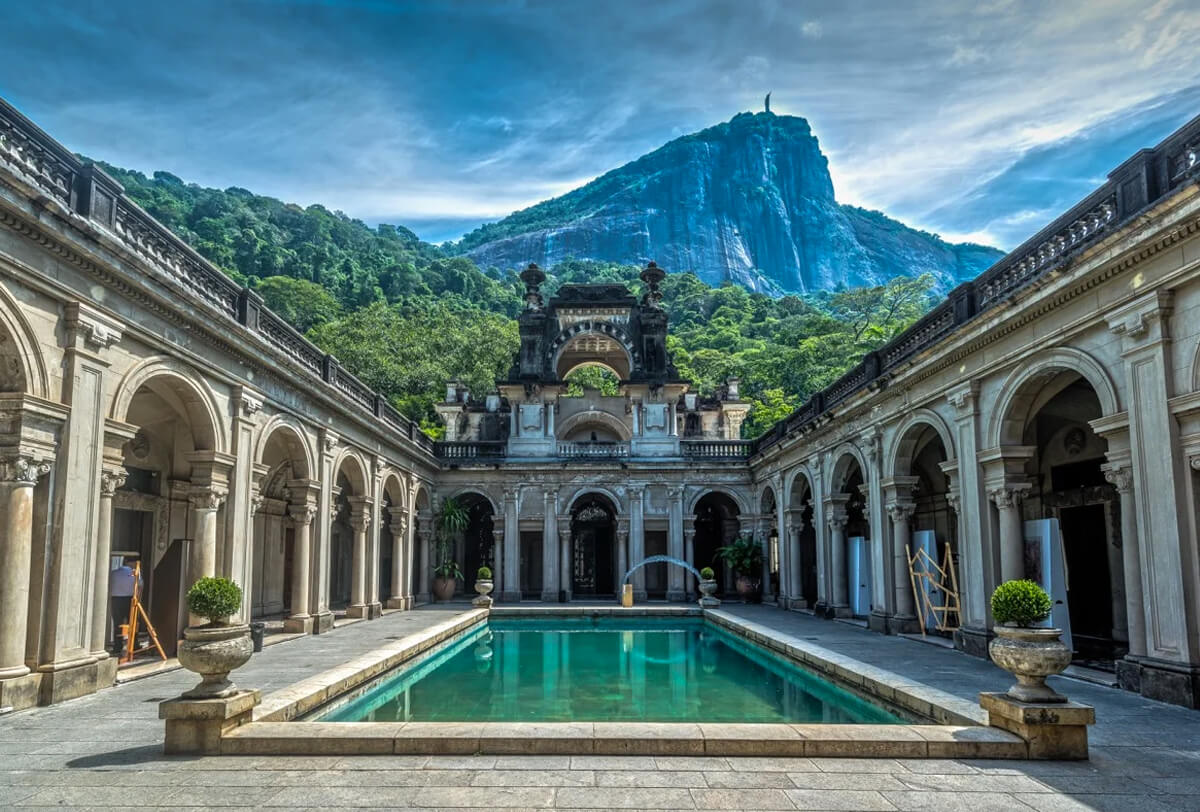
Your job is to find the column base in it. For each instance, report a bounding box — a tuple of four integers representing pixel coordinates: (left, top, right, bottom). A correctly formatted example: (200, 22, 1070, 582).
(0, 671, 41, 711)
(415, 592, 431, 605)
(95, 653, 118, 691)
(666, 590, 686, 602)
(633, 590, 648, 602)
(37, 658, 104, 706)
(1115, 655, 1142, 693)
(699, 596, 722, 608)
(887, 613, 922, 635)
(786, 597, 808, 611)
(831, 604, 852, 618)
(868, 611, 888, 633)
(367, 602, 382, 619)
(385, 597, 405, 610)
(955, 624, 991, 658)
(314, 611, 334, 634)
(541, 591, 559, 603)
(1137, 656, 1200, 709)
(283, 615, 314, 634)
(498, 590, 522, 603)
(979, 692, 1094, 759)
(813, 601, 835, 619)
(160, 689, 260, 755)
(345, 604, 370, 619)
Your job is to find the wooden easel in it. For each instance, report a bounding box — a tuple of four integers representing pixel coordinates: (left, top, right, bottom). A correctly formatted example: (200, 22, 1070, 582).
(121, 561, 166, 664)
(906, 543, 961, 635)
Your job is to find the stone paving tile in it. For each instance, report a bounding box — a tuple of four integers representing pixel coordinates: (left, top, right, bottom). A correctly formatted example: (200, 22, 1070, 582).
(556, 786, 697, 808)
(895, 773, 1050, 793)
(880, 790, 1035, 811)
(813, 757, 909, 773)
(568, 755, 659, 770)
(692, 787, 796, 809)
(892, 759, 981, 775)
(493, 755, 572, 770)
(470, 769, 595, 787)
(1014, 792, 1200, 812)
(783, 788, 897, 810)
(702, 770, 795, 788)
(726, 756, 820, 772)
(259, 785, 415, 807)
(594, 769, 709, 787)
(654, 756, 731, 771)
(786, 772, 910, 791)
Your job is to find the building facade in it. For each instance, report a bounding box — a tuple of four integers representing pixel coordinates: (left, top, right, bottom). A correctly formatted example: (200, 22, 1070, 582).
(1, 97, 1199, 711)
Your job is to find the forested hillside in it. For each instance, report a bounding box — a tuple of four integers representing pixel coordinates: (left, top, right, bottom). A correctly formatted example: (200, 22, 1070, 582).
(103, 163, 937, 438)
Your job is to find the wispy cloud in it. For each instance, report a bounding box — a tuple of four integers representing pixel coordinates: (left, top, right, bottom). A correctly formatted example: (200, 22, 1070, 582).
(1, 0, 1197, 247)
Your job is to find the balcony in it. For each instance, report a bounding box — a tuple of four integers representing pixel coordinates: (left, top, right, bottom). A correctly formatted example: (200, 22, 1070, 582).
(556, 441, 630, 459)
(680, 440, 753, 460)
(434, 441, 507, 460)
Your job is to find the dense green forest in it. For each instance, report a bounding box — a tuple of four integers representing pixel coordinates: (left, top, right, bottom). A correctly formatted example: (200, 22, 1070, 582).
(103, 163, 936, 438)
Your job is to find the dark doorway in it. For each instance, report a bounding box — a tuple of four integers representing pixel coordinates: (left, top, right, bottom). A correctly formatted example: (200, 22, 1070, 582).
(521, 530, 543, 599)
(693, 492, 741, 597)
(571, 497, 615, 596)
(330, 486, 353, 610)
(1059, 503, 1114, 659)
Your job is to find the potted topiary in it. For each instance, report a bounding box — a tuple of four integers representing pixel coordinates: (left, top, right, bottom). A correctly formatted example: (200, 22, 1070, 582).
(177, 577, 252, 699)
(989, 579, 1071, 703)
(473, 565, 494, 607)
(698, 566, 720, 607)
(432, 497, 468, 601)
(715, 536, 762, 601)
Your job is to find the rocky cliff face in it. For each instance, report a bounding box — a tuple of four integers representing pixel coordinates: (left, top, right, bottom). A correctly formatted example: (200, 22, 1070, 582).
(456, 112, 1002, 294)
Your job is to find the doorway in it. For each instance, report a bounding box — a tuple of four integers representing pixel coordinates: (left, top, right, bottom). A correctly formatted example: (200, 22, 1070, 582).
(571, 497, 615, 596)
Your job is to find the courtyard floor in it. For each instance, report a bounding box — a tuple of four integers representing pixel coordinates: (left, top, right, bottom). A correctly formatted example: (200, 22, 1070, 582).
(1, 604, 1198, 811)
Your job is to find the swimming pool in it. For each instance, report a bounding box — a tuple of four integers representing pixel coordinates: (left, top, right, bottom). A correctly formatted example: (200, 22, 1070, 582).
(316, 616, 902, 724)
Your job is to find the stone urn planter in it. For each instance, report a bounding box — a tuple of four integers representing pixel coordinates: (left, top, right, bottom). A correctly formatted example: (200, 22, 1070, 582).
(989, 625, 1072, 703)
(432, 575, 457, 602)
(178, 623, 253, 699)
(473, 578, 494, 607)
(698, 578, 721, 608)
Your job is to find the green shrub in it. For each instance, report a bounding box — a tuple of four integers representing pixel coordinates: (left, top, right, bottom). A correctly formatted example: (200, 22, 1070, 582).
(991, 579, 1052, 627)
(187, 577, 242, 624)
(477, 566, 492, 579)
(700, 566, 715, 580)
(716, 535, 763, 576)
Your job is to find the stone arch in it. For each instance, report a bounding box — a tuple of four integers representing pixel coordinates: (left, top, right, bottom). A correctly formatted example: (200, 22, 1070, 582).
(556, 409, 632, 442)
(548, 321, 639, 380)
(686, 486, 750, 515)
(110, 356, 226, 453)
(380, 469, 407, 508)
(785, 466, 815, 509)
(759, 483, 777, 513)
(445, 486, 500, 514)
(988, 347, 1120, 448)
(332, 447, 370, 495)
(886, 409, 957, 478)
(412, 482, 433, 514)
(564, 485, 625, 515)
(0, 283, 48, 397)
(830, 443, 868, 492)
(254, 415, 314, 481)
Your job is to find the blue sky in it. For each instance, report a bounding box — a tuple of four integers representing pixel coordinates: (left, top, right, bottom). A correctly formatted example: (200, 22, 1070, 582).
(3, 1, 1198, 248)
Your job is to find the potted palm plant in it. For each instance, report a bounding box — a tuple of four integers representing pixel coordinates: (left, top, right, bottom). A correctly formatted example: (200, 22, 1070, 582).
(988, 579, 1071, 703)
(432, 497, 468, 601)
(716, 535, 762, 601)
(177, 577, 252, 699)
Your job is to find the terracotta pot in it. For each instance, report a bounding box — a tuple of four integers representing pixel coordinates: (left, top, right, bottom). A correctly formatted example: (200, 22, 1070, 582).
(473, 578, 494, 607)
(177, 623, 253, 699)
(989, 625, 1072, 703)
(735, 574, 759, 601)
(432, 575, 457, 602)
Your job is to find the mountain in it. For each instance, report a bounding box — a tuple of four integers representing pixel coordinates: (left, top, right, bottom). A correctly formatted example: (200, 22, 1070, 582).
(455, 112, 1003, 294)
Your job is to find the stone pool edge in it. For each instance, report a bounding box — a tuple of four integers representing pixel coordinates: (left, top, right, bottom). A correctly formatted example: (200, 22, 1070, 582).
(222, 606, 1029, 758)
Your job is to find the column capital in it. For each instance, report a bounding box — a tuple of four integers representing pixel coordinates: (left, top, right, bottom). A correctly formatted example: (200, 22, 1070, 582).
(1100, 461, 1133, 493)
(0, 454, 51, 485)
(99, 467, 128, 496)
(885, 501, 916, 524)
(667, 485, 685, 500)
(987, 483, 1031, 510)
(881, 475, 919, 502)
(289, 502, 318, 526)
(188, 485, 227, 511)
(946, 487, 961, 514)
(826, 510, 848, 531)
(348, 496, 373, 530)
(503, 485, 519, 503)
(249, 491, 265, 516)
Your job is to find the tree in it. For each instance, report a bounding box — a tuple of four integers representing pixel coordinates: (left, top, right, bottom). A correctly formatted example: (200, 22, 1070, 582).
(255, 276, 343, 333)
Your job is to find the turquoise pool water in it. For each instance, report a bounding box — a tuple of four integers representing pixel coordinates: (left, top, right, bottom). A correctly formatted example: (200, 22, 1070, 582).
(317, 617, 902, 724)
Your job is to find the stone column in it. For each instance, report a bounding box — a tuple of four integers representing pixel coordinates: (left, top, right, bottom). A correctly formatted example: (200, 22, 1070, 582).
(89, 466, 127, 656)
(683, 518, 696, 599)
(285, 501, 317, 633)
(415, 515, 432, 604)
(558, 517, 573, 601)
(617, 518, 630, 597)
(386, 509, 407, 609)
(988, 483, 1031, 583)
(346, 497, 372, 618)
(758, 516, 774, 603)
(542, 489, 559, 602)
(825, 497, 849, 614)
(501, 487, 520, 602)
(667, 486, 685, 601)
(1102, 459, 1145, 659)
(886, 501, 917, 631)
(629, 486, 646, 601)
(0, 455, 51, 681)
(188, 486, 227, 588)
(492, 527, 505, 597)
(787, 512, 805, 609)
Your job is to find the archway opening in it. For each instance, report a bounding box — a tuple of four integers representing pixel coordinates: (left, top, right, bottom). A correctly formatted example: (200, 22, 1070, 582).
(457, 492, 497, 597)
(555, 331, 632, 381)
(760, 488, 779, 598)
(329, 473, 354, 611)
(1021, 376, 1121, 663)
(251, 426, 310, 620)
(833, 456, 869, 618)
(571, 494, 617, 596)
(693, 492, 741, 597)
(893, 425, 954, 635)
(787, 476, 817, 608)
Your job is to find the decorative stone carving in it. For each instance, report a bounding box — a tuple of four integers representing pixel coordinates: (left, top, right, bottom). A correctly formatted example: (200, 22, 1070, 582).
(0, 454, 51, 485)
(886, 502, 916, 524)
(289, 503, 318, 526)
(188, 488, 227, 511)
(99, 468, 128, 497)
(988, 485, 1027, 510)
(1102, 464, 1133, 494)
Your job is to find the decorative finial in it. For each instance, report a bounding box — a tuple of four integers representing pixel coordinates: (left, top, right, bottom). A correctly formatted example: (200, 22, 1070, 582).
(519, 262, 545, 310)
(640, 261, 665, 309)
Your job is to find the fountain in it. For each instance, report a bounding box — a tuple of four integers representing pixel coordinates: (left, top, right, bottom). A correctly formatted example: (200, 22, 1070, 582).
(621, 555, 719, 607)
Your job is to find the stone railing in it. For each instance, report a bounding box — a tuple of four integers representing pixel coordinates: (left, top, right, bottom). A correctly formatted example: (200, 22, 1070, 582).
(434, 441, 507, 460)
(0, 96, 434, 459)
(557, 441, 630, 458)
(681, 440, 753, 459)
(753, 109, 1200, 458)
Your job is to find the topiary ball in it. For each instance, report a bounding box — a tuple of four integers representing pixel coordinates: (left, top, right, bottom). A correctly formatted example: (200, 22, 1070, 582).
(187, 576, 243, 624)
(991, 579, 1052, 627)
(700, 566, 715, 581)
(477, 566, 492, 579)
